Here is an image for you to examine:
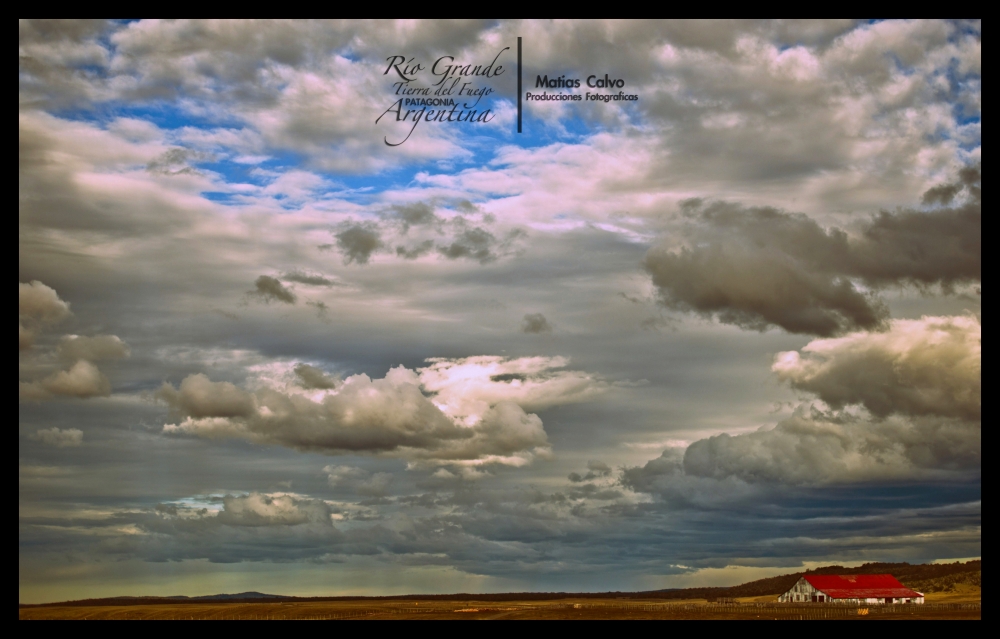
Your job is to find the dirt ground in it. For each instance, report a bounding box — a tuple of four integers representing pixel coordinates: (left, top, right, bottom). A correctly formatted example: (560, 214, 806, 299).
(18, 598, 981, 620)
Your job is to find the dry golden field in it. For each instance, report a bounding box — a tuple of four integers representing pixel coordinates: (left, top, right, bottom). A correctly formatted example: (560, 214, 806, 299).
(923, 585, 982, 604)
(19, 597, 981, 620)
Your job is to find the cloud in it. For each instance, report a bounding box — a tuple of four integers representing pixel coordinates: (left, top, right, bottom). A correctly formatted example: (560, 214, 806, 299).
(395, 240, 435, 260)
(390, 202, 439, 231)
(417, 356, 607, 426)
(335, 224, 383, 265)
(324, 466, 394, 497)
(18, 282, 128, 402)
(624, 408, 980, 491)
(587, 460, 612, 474)
(19, 280, 72, 323)
(157, 356, 602, 467)
(247, 275, 296, 304)
(442, 401, 548, 461)
(644, 204, 888, 336)
(773, 315, 981, 420)
(437, 227, 526, 265)
(357, 472, 394, 497)
(57, 335, 130, 362)
(340, 209, 525, 265)
(282, 271, 337, 287)
(20, 360, 112, 399)
(19, 281, 71, 349)
(438, 228, 496, 262)
(215, 492, 331, 527)
(644, 170, 980, 336)
(307, 300, 330, 320)
(569, 460, 613, 482)
(294, 363, 338, 390)
(146, 147, 212, 175)
(156, 373, 256, 419)
(159, 364, 554, 466)
(521, 313, 552, 334)
(924, 165, 981, 205)
(31, 427, 83, 448)
(624, 315, 981, 490)
(18, 111, 209, 237)
(20, 20, 980, 194)
(19, 19, 113, 108)
(19, 323, 34, 351)
(682, 411, 980, 485)
(849, 184, 981, 291)
(324, 464, 368, 487)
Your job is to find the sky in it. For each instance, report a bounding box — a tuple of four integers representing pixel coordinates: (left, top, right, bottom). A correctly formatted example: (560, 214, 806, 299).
(18, 19, 980, 603)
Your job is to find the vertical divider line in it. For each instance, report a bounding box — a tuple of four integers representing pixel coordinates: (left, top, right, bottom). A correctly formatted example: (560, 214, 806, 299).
(517, 36, 522, 133)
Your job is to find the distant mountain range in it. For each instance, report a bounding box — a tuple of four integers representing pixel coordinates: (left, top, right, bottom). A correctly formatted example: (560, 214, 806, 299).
(20, 560, 980, 607)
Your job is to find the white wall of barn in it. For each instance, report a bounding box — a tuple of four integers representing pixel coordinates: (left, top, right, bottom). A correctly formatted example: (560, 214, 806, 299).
(779, 577, 822, 603)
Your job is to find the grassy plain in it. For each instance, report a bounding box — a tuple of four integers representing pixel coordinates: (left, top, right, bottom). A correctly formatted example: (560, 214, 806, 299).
(923, 585, 982, 604)
(19, 597, 980, 620)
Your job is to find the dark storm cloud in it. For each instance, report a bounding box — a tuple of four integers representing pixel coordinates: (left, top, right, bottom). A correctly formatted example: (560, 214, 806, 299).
(644, 232, 888, 336)
(247, 275, 296, 304)
(644, 168, 981, 336)
(521, 313, 552, 334)
(335, 224, 384, 265)
(850, 168, 981, 290)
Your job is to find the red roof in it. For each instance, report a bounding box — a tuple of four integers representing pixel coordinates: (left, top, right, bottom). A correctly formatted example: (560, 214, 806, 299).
(803, 574, 922, 599)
